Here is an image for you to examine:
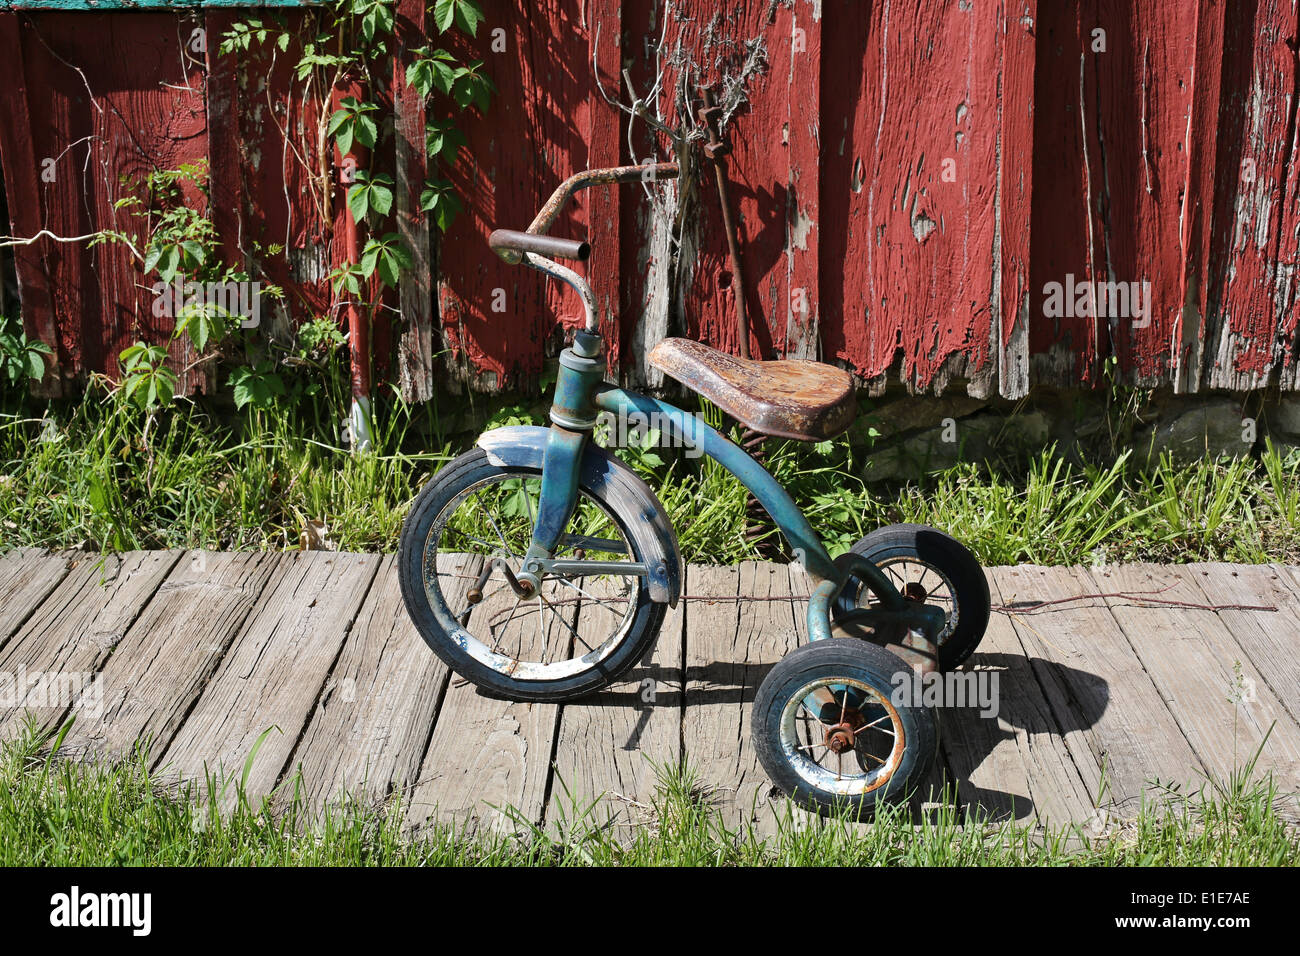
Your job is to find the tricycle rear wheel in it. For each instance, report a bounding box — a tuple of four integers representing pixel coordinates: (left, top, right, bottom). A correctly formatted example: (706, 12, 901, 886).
(835, 523, 990, 670)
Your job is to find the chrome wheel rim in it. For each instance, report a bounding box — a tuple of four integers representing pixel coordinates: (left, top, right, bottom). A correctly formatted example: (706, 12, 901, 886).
(422, 471, 639, 681)
(779, 676, 905, 796)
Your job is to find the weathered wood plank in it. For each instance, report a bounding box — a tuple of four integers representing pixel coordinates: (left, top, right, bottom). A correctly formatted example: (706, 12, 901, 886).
(0, 13, 63, 393)
(404, 553, 563, 833)
(1200, 1, 1300, 390)
(1173, 0, 1226, 392)
(289, 555, 450, 811)
(155, 552, 380, 802)
(1271, 563, 1300, 616)
(1086, 563, 1300, 791)
(0, 551, 180, 739)
(1180, 563, 1300, 730)
(939, 568, 1094, 825)
(820, 0, 1001, 394)
(992, 564, 1203, 814)
(393, 0, 435, 402)
(543, 572, 685, 834)
(680, 562, 800, 833)
(61, 551, 280, 762)
(992, 1, 1036, 399)
(0, 549, 74, 653)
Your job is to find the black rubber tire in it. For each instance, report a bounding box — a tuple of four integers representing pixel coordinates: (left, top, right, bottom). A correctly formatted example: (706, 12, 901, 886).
(397, 448, 665, 702)
(841, 523, 990, 670)
(752, 639, 938, 817)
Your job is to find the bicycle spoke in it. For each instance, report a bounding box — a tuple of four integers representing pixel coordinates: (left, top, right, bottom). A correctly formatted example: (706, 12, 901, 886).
(491, 595, 525, 656)
(538, 590, 595, 653)
(553, 574, 632, 624)
(426, 470, 642, 677)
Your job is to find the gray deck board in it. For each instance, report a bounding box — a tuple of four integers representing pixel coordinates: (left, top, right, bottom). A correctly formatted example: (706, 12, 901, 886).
(1179, 564, 1300, 728)
(154, 552, 380, 804)
(3, 548, 1295, 829)
(940, 568, 1095, 825)
(543, 573, 686, 835)
(991, 564, 1206, 816)
(1087, 563, 1300, 796)
(62, 551, 280, 761)
(0, 548, 75, 654)
(680, 562, 801, 834)
(284, 555, 450, 812)
(0, 551, 180, 740)
(404, 553, 561, 834)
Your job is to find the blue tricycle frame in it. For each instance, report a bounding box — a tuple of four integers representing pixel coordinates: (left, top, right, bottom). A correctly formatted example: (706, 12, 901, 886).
(494, 342, 947, 651)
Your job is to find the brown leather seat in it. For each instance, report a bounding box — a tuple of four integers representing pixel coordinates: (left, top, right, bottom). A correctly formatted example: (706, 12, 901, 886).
(648, 338, 856, 442)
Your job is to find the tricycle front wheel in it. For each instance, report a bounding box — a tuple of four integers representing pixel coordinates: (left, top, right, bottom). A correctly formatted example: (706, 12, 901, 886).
(398, 449, 666, 702)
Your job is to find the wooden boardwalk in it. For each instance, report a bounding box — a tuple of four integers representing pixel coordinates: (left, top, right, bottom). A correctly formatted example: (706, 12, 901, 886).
(1, 548, 1298, 833)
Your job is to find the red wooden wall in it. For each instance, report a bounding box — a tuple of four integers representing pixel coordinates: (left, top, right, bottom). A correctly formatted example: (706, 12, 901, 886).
(2, 0, 1299, 400)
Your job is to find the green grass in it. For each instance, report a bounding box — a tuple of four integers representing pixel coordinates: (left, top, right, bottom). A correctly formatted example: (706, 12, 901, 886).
(1, 726, 1295, 866)
(2, 380, 1299, 566)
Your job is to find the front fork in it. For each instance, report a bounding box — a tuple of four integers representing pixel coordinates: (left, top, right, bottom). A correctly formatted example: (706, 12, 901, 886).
(517, 330, 606, 592)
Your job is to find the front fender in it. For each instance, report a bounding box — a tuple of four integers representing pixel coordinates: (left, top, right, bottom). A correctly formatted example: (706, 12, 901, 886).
(476, 426, 682, 606)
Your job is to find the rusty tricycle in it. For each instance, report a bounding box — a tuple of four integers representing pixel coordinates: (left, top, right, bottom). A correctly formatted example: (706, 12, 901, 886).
(398, 162, 990, 816)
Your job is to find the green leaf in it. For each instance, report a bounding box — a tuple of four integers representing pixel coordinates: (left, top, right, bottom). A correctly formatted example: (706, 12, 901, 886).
(406, 59, 435, 98)
(425, 120, 467, 162)
(180, 240, 206, 269)
(433, 0, 457, 32)
(24, 350, 44, 381)
(335, 123, 355, 157)
(354, 113, 379, 149)
(158, 245, 182, 284)
(454, 0, 484, 36)
(433, 191, 462, 231)
(347, 182, 370, 220)
(154, 372, 174, 406)
(327, 107, 350, 136)
(359, 242, 381, 277)
(368, 176, 393, 216)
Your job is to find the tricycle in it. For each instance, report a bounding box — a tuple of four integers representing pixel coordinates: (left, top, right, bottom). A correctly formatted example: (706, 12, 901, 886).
(398, 161, 990, 816)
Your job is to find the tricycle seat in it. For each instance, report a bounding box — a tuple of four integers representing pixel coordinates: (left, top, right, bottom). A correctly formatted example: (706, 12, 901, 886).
(648, 338, 856, 442)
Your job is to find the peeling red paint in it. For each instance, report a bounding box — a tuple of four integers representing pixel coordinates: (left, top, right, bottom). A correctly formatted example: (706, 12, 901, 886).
(2, 2, 1300, 397)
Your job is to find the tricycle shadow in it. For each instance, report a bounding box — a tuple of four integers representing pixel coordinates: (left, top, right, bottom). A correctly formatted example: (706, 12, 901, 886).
(925, 650, 1110, 824)
(503, 650, 1110, 826)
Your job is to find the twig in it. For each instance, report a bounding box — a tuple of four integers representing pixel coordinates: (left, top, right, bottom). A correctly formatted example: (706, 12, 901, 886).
(0, 229, 143, 262)
(992, 589, 1276, 614)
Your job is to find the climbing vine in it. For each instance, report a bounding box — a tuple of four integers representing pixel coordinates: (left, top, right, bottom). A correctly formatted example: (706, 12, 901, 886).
(219, 0, 492, 297)
(68, 0, 492, 417)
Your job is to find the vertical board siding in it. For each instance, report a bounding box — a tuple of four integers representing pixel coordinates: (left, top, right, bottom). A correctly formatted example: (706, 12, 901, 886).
(433, 0, 594, 392)
(0, 11, 209, 390)
(2, 1, 1299, 397)
(821, 0, 1001, 397)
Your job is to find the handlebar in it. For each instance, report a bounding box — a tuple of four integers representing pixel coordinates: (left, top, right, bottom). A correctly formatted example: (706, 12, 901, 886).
(489, 161, 680, 333)
(489, 162, 679, 265)
(489, 229, 590, 263)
